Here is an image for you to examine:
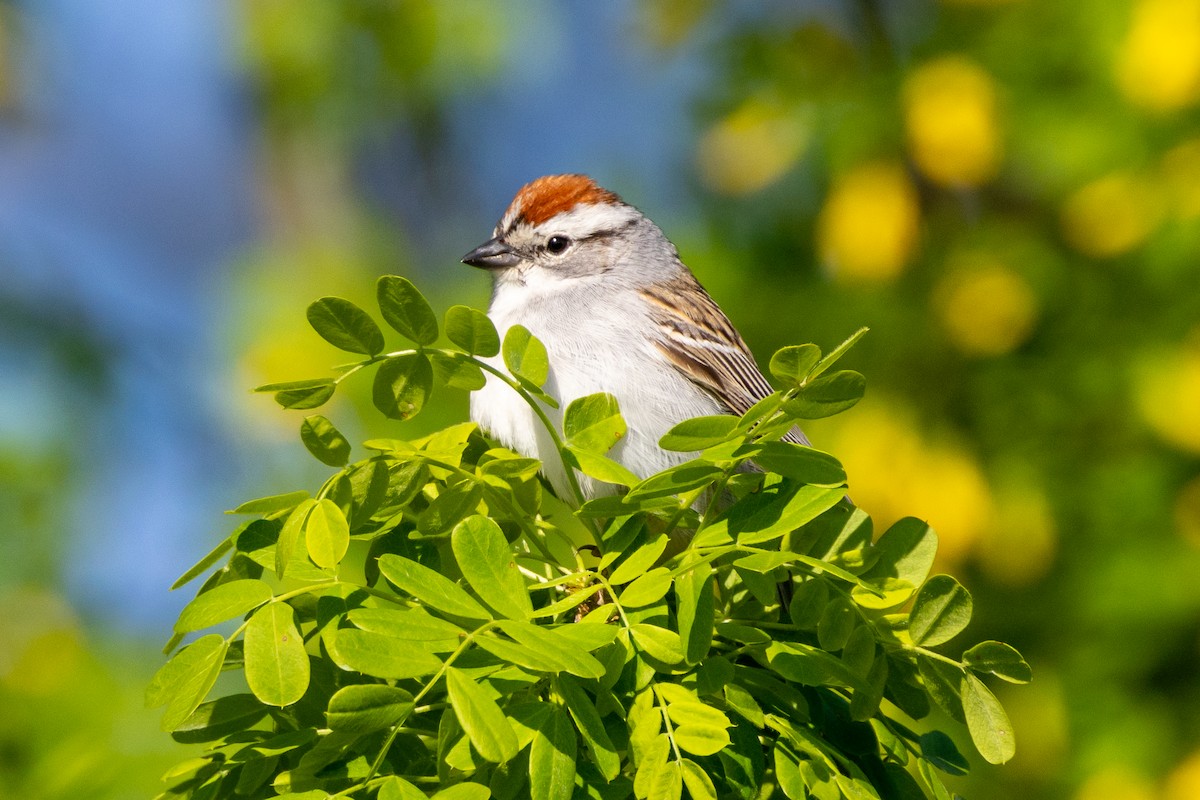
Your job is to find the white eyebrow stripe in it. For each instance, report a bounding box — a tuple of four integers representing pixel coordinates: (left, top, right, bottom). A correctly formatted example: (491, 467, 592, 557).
(534, 202, 640, 239)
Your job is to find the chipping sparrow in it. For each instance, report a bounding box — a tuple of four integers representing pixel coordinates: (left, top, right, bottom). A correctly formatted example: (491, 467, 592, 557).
(464, 174, 809, 501)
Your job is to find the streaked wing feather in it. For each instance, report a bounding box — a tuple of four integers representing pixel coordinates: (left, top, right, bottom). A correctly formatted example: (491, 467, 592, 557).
(641, 271, 810, 446)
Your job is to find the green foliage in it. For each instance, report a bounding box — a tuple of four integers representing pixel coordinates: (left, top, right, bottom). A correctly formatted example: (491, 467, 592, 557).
(152, 278, 1028, 799)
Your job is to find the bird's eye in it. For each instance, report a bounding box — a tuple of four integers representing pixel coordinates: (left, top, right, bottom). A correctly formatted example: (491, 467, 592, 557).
(546, 235, 571, 254)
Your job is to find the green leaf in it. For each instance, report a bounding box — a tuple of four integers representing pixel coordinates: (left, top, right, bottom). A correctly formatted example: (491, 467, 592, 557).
(430, 351, 488, 391)
(564, 393, 627, 454)
(675, 562, 714, 665)
(789, 578, 829, 629)
(769, 344, 822, 387)
(774, 740, 808, 800)
(377, 554, 492, 620)
(276, 499, 316, 578)
(628, 691, 664, 764)
(862, 517, 938, 587)
(175, 579, 273, 633)
(909, 575, 973, 647)
(709, 483, 845, 546)
(673, 723, 731, 757)
(451, 515, 532, 620)
(680, 759, 717, 800)
(658, 416, 741, 452)
(502, 324, 549, 387)
(228, 490, 311, 516)
(419, 481, 483, 535)
(299, 416, 351, 467)
(171, 694, 268, 744)
(619, 569, 674, 608)
(347, 607, 465, 646)
(817, 596, 855, 651)
(379, 776, 428, 800)
(695, 657, 734, 696)
(497, 621, 607, 678)
(327, 628, 444, 679)
(147, 634, 227, 731)
(720, 720, 765, 797)
(306, 296, 384, 355)
(530, 704, 577, 800)
(723, 683, 764, 727)
(917, 759, 956, 800)
(919, 730, 969, 776)
(433, 783, 492, 800)
(475, 635, 570, 673)
(546, 622, 620, 652)
(962, 672, 1016, 764)
(564, 448, 642, 488)
(809, 327, 869, 380)
(445, 667, 520, 763)
(850, 655, 888, 722)
(244, 603, 310, 707)
(749, 442, 846, 487)
(627, 463, 723, 501)
(372, 353, 433, 421)
(917, 656, 966, 721)
(377, 275, 438, 345)
(634, 734, 670, 798)
(841, 624, 876, 678)
(963, 641, 1032, 684)
(609, 534, 669, 585)
(765, 641, 854, 688)
(659, 686, 731, 731)
(305, 499, 350, 570)
(326, 684, 414, 734)
(732, 551, 794, 573)
(446, 305, 501, 356)
(629, 624, 684, 665)
(556, 675, 620, 781)
(782, 370, 866, 419)
(256, 379, 336, 410)
(648, 759, 682, 800)
(850, 578, 915, 611)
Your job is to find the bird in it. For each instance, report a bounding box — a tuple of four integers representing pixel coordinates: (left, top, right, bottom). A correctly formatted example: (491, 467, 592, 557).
(463, 174, 808, 502)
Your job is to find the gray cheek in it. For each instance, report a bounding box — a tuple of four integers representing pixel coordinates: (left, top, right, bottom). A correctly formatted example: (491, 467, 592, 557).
(554, 241, 621, 280)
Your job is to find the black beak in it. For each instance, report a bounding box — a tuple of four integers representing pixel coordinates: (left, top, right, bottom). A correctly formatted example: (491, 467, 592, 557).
(462, 237, 520, 269)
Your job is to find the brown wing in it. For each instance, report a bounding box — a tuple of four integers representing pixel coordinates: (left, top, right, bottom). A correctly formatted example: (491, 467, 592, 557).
(640, 270, 811, 446)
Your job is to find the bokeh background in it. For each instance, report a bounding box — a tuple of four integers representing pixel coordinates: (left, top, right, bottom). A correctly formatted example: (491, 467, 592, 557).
(2, 0, 1200, 798)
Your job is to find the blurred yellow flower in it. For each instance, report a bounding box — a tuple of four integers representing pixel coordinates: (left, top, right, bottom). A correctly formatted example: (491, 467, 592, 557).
(696, 97, 811, 196)
(976, 481, 1057, 586)
(1134, 334, 1200, 453)
(821, 399, 992, 567)
(933, 256, 1038, 356)
(1060, 171, 1165, 258)
(1161, 137, 1200, 218)
(1117, 0, 1200, 112)
(1165, 749, 1200, 800)
(1075, 767, 1156, 800)
(903, 55, 1001, 187)
(1174, 473, 1200, 546)
(817, 162, 920, 283)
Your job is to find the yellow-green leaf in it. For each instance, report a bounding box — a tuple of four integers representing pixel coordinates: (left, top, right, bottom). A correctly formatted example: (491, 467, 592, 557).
(244, 603, 309, 707)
